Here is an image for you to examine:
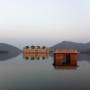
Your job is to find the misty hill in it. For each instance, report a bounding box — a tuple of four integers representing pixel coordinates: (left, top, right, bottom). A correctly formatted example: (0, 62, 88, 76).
(0, 43, 22, 60)
(50, 41, 90, 53)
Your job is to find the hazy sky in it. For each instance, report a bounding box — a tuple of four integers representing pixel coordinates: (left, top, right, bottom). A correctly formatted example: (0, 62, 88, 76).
(0, 0, 90, 46)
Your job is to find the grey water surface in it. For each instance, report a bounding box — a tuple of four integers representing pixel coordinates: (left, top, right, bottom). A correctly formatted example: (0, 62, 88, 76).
(0, 52, 90, 90)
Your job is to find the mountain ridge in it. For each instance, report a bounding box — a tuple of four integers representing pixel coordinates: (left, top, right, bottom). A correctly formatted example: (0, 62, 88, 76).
(50, 41, 90, 53)
(0, 43, 22, 60)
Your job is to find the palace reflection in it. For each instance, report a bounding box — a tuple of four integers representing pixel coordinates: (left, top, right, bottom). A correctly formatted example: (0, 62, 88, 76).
(23, 53, 49, 60)
(53, 65, 78, 70)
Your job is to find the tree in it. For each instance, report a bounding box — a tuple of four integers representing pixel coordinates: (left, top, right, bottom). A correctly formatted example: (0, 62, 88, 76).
(25, 57, 29, 60)
(37, 46, 40, 49)
(42, 46, 46, 49)
(25, 46, 29, 48)
(42, 56, 46, 60)
(31, 46, 35, 49)
(31, 57, 35, 60)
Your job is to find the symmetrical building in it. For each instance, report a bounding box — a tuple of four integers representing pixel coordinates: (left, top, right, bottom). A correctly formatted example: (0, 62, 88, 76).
(23, 46, 49, 54)
(53, 48, 78, 66)
(23, 46, 49, 60)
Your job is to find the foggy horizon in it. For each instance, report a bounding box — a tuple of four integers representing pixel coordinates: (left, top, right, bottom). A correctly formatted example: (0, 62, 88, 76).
(0, 0, 90, 46)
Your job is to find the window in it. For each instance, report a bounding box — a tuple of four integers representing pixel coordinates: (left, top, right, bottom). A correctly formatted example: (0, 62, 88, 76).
(62, 53, 70, 65)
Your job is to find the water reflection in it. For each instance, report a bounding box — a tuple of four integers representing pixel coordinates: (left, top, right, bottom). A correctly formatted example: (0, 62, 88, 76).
(50, 53, 90, 61)
(23, 53, 48, 60)
(78, 54, 90, 61)
(53, 65, 78, 70)
(0, 49, 21, 61)
(0, 52, 21, 61)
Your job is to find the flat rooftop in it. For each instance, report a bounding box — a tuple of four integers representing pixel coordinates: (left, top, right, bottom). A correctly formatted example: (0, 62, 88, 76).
(54, 49, 78, 54)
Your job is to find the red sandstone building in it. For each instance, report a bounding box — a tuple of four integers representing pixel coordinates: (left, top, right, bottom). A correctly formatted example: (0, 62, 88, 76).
(23, 46, 49, 60)
(23, 46, 49, 54)
(53, 49, 78, 66)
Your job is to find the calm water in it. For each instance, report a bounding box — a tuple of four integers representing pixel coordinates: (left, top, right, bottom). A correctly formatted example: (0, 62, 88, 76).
(0, 53, 90, 90)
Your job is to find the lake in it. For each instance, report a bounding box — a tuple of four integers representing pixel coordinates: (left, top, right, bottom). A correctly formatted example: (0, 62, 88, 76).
(0, 53, 90, 90)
